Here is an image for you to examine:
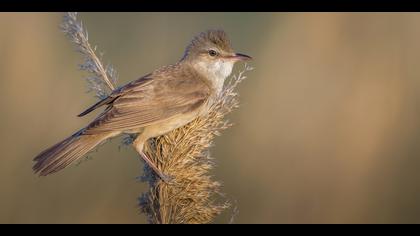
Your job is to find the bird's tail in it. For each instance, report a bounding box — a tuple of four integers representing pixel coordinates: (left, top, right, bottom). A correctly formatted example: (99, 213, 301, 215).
(33, 130, 115, 176)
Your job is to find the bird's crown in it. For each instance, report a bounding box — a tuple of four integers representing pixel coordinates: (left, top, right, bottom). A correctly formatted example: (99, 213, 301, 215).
(183, 29, 233, 60)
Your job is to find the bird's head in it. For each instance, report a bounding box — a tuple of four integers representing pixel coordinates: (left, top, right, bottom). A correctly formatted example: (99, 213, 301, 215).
(182, 30, 252, 86)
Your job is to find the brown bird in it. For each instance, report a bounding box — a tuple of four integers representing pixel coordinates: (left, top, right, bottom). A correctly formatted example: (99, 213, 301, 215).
(33, 29, 251, 181)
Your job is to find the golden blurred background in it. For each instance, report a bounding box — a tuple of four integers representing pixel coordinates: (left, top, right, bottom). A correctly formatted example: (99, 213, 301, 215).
(1, 12, 420, 223)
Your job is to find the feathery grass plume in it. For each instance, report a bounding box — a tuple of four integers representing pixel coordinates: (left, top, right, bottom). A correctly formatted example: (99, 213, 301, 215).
(140, 64, 253, 224)
(60, 12, 117, 99)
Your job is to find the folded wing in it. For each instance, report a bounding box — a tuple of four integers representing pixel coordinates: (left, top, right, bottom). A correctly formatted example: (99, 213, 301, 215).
(82, 66, 211, 134)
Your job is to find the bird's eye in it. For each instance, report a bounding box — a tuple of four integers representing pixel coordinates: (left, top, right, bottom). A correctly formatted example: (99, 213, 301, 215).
(208, 50, 218, 57)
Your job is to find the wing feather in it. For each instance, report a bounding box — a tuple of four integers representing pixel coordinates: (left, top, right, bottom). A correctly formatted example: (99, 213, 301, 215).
(83, 66, 211, 134)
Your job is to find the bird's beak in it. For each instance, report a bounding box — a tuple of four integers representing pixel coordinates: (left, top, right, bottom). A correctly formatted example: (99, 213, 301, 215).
(233, 53, 252, 61)
(224, 53, 252, 61)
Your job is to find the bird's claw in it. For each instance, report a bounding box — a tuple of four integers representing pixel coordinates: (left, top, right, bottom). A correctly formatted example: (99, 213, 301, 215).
(158, 173, 173, 183)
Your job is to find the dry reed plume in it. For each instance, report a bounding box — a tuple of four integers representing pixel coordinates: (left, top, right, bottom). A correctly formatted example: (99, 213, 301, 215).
(61, 12, 117, 99)
(60, 12, 253, 224)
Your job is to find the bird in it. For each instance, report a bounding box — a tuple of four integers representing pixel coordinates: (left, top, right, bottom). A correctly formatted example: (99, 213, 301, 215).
(33, 29, 252, 181)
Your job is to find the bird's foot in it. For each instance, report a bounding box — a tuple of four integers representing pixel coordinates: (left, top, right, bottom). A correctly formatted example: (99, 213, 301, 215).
(158, 173, 174, 184)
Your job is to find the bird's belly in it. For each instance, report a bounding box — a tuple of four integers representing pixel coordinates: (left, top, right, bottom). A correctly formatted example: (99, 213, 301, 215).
(143, 112, 200, 139)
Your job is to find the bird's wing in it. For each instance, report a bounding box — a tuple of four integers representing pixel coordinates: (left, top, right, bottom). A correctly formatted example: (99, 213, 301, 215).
(83, 67, 211, 134)
(77, 75, 154, 117)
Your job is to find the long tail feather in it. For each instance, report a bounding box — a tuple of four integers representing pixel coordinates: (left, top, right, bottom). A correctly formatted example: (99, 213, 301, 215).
(33, 130, 114, 176)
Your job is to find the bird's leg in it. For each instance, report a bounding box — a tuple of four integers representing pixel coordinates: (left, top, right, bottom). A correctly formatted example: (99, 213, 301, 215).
(139, 151, 172, 183)
(133, 135, 172, 183)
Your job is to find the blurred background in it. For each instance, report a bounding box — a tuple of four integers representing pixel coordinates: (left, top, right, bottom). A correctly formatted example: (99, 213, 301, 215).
(1, 12, 420, 223)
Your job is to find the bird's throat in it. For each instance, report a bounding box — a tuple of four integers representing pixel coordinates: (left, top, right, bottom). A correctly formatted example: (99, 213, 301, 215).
(194, 60, 234, 94)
